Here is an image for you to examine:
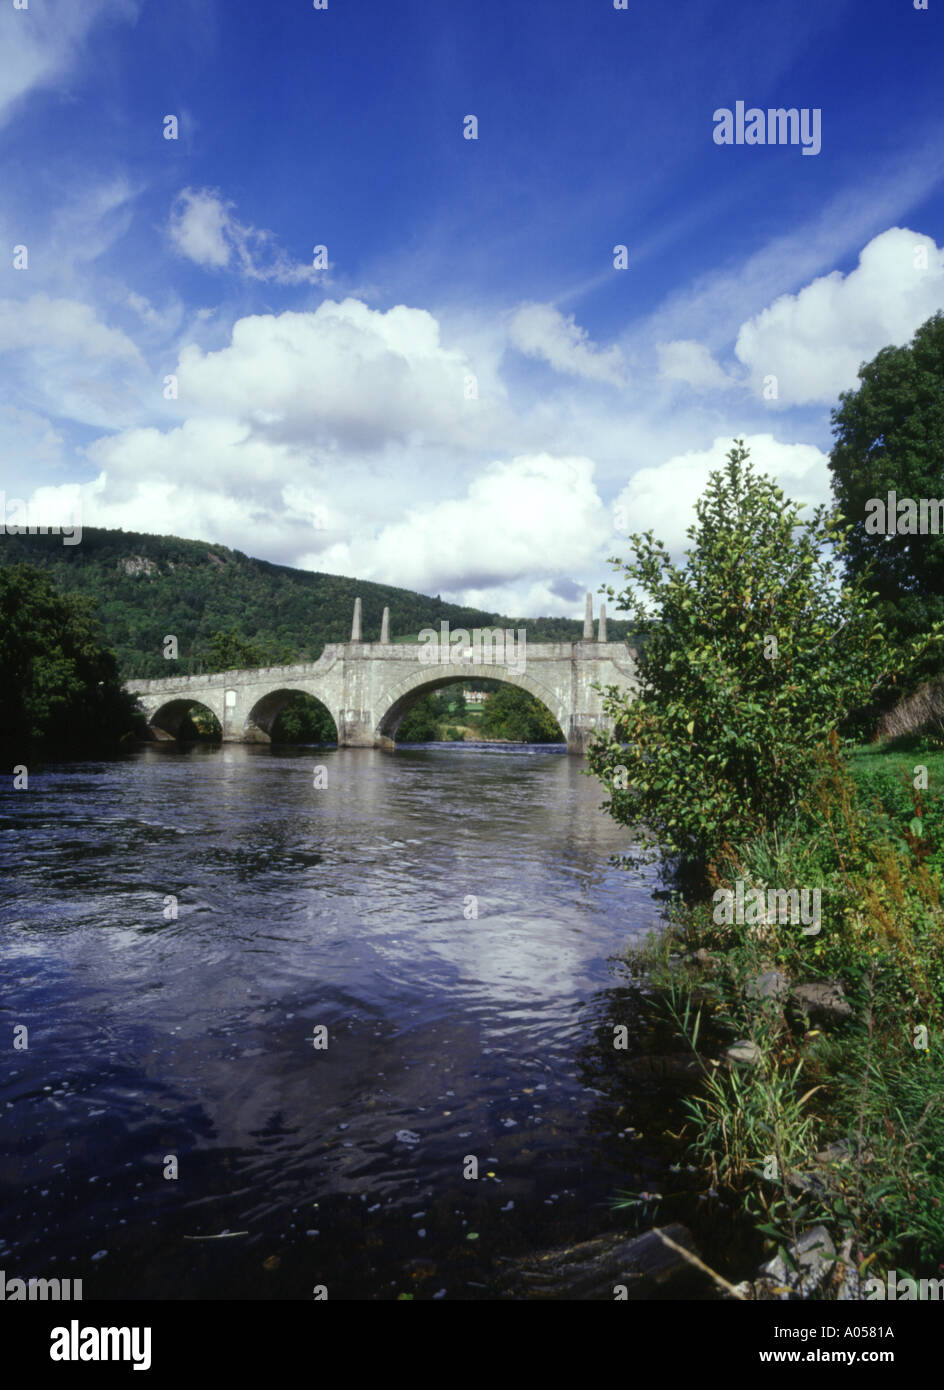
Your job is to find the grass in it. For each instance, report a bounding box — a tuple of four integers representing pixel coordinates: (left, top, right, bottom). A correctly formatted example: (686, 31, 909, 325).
(847, 736, 944, 886)
(634, 734, 944, 1293)
(848, 736, 944, 809)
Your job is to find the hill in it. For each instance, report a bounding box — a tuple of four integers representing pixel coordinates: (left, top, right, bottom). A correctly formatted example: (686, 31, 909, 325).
(0, 529, 635, 680)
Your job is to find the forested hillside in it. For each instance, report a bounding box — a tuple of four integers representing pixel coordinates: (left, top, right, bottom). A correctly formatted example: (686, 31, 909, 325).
(0, 529, 634, 679)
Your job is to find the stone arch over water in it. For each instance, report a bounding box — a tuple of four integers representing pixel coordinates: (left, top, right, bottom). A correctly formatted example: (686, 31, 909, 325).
(147, 698, 222, 741)
(244, 687, 339, 743)
(375, 667, 567, 744)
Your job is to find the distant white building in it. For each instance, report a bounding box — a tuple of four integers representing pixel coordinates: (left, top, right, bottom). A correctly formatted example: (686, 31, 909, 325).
(463, 690, 489, 704)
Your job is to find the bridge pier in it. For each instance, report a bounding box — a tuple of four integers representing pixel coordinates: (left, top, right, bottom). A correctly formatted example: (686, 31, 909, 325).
(566, 717, 610, 757)
(240, 722, 271, 744)
(337, 713, 377, 747)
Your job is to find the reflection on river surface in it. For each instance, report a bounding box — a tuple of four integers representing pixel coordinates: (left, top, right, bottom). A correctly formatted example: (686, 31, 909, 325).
(0, 743, 676, 1299)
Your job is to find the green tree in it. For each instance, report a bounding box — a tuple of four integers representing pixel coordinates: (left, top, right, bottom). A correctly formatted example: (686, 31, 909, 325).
(0, 563, 136, 751)
(271, 694, 337, 743)
(437, 686, 467, 719)
(587, 440, 941, 883)
(479, 684, 564, 742)
(396, 696, 441, 742)
(200, 629, 268, 672)
(829, 310, 944, 666)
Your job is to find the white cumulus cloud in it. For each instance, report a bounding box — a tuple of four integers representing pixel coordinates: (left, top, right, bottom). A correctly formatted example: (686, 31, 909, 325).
(175, 297, 502, 449)
(734, 227, 944, 405)
(611, 433, 832, 558)
(310, 453, 610, 600)
(55, 418, 328, 562)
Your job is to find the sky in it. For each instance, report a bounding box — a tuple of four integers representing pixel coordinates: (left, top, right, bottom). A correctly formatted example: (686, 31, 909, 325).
(1, 0, 943, 618)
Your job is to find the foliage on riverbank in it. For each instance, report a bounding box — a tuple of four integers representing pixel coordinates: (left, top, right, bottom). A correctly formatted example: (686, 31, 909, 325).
(590, 435, 944, 1295)
(0, 563, 137, 754)
(643, 736, 944, 1287)
(635, 740, 944, 1291)
(588, 442, 940, 888)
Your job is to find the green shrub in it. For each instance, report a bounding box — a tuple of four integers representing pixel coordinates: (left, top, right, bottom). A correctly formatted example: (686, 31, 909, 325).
(660, 737, 944, 1281)
(588, 441, 939, 885)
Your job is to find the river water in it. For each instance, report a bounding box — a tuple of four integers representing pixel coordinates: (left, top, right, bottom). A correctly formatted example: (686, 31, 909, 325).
(0, 742, 676, 1300)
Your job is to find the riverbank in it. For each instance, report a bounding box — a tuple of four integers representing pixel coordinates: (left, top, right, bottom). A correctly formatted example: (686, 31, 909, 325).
(631, 734, 944, 1298)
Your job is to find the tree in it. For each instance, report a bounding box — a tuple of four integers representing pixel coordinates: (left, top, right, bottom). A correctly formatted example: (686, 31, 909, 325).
(395, 697, 441, 742)
(587, 440, 941, 884)
(200, 629, 268, 672)
(271, 694, 337, 743)
(0, 563, 136, 752)
(829, 310, 944, 666)
(479, 684, 564, 742)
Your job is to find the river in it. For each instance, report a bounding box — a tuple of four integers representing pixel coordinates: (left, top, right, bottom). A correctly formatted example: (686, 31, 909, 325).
(0, 742, 677, 1300)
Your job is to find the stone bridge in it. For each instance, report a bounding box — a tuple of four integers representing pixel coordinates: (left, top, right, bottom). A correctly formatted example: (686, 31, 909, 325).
(124, 595, 639, 755)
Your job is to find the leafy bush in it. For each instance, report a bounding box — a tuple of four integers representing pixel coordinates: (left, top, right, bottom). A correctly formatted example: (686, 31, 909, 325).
(588, 440, 940, 885)
(177, 706, 222, 741)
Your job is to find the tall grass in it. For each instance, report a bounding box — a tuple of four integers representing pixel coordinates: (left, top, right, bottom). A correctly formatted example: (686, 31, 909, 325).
(651, 734, 944, 1287)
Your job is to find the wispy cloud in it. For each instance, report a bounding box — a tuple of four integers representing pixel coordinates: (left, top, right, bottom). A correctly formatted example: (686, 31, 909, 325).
(168, 188, 327, 285)
(0, 0, 138, 129)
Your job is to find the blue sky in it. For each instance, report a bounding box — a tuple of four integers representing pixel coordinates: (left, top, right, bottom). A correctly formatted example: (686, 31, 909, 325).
(2, 0, 943, 615)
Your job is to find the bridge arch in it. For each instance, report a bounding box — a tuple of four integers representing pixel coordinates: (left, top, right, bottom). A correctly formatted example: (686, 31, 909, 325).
(244, 687, 339, 744)
(147, 697, 223, 741)
(375, 665, 568, 745)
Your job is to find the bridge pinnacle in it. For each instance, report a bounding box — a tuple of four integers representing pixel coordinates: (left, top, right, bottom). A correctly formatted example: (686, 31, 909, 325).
(351, 597, 362, 643)
(380, 606, 391, 644)
(583, 591, 593, 640)
(598, 602, 607, 643)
